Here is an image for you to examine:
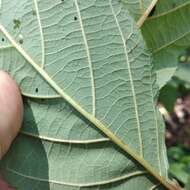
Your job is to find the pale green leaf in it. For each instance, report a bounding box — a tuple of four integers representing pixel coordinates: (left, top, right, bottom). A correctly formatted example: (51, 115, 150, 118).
(0, 0, 175, 190)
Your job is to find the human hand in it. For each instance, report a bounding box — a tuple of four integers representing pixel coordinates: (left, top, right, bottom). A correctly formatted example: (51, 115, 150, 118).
(0, 71, 23, 189)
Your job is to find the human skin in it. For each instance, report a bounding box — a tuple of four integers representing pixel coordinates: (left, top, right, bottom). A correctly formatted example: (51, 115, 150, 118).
(0, 71, 23, 189)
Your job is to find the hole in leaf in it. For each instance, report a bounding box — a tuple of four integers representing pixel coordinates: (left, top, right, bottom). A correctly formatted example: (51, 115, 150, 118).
(35, 88, 39, 93)
(1, 38, 5, 42)
(74, 16, 77, 21)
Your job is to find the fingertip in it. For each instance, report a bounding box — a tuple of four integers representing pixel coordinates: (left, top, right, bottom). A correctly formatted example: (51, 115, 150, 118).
(0, 71, 23, 159)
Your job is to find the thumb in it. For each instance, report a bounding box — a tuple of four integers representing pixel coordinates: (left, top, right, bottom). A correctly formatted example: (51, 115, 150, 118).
(0, 71, 23, 159)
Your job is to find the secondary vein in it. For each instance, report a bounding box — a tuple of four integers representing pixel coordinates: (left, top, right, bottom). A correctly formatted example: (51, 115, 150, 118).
(33, 0, 45, 68)
(6, 167, 146, 187)
(109, 0, 143, 157)
(74, 0, 96, 116)
(21, 131, 109, 144)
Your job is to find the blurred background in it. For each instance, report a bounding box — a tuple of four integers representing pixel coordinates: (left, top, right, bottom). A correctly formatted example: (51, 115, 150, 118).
(158, 49, 190, 187)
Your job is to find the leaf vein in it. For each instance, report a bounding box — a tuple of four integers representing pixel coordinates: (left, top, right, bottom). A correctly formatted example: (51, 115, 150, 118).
(5, 167, 146, 187)
(21, 131, 110, 144)
(154, 29, 190, 53)
(33, 0, 45, 68)
(148, 1, 190, 20)
(109, 0, 143, 157)
(74, 0, 96, 116)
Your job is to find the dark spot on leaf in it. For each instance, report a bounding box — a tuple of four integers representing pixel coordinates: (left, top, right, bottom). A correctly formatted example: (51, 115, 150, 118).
(35, 88, 39, 93)
(19, 39, 23, 44)
(18, 34, 24, 44)
(13, 19, 21, 29)
(1, 38, 5, 42)
(74, 16, 77, 21)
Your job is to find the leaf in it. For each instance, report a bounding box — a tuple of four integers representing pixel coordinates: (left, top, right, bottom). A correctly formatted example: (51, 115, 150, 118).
(168, 146, 190, 185)
(173, 50, 190, 86)
(159, 82, 178, 112)
(153, 0, 188, 16)
(0, 0, 177, 189)
(175, 64, 190, 84)
(121, 0, 158, 24)
(185, 177, 190, 190)
(142, 0, 190, 88)
(170, 163, 189, 185)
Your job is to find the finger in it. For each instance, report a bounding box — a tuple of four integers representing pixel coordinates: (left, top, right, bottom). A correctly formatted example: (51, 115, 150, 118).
(0, 175, 15, 190)
(0, 71, 23, 159)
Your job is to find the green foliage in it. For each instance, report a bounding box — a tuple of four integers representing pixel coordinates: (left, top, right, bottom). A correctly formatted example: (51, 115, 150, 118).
(159, 51, 190, 187)
(159, 81, 178, 112)
(168, 146, 190, 185)
(175, 64, 190, 85)
(186, 177, 190, 190)
(153, 0, 188, 15)
(159, 53, 190, 189)
(159, 50, 190, 111)
(142, 0, 190, 88)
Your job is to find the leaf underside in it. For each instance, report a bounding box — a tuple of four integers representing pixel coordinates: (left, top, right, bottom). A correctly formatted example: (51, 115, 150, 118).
(0, 0, 170, 189)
